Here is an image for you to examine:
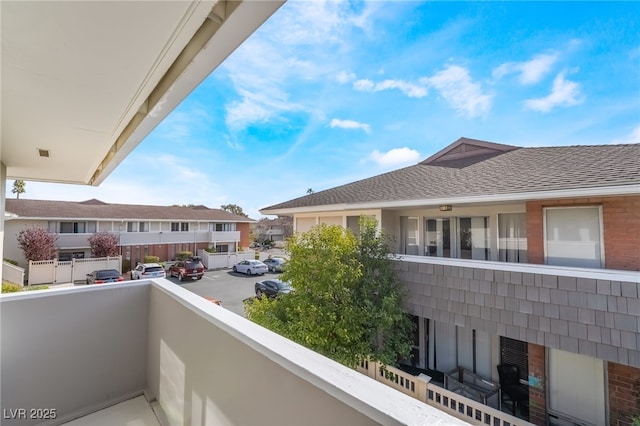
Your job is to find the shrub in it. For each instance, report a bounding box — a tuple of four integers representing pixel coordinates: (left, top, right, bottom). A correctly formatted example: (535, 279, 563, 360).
(144, 256, 160, 264)
(2, 283, 21, 293)
(17, 227, 57, 261)
(25, 285, 49, 291)
(122, 259, 131, 274)
(88, 232, 119, 257)
(176, 251, 193, 260)
(3, 258, 18, 266)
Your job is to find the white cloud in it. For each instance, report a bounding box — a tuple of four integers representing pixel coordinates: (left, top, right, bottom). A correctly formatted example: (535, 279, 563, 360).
(524, 71, 583, 112)
(353, 78, 428, 98)
(330, 118, 371, 133)
(493, 52, 559, 84)
(423, 65, 493, 118)
(369, 147, 421, 167)
(336, 70, 356, 84)
(610, 126, 640, 145)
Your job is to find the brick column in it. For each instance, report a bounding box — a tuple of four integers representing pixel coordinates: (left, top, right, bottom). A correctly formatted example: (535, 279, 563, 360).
(609, 362, 640, 426)
(528, 343, 547, 425)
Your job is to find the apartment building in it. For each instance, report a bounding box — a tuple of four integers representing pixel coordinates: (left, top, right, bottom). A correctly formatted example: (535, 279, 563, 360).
(4, 199, 254, 268)
(262, 137, 640, 426)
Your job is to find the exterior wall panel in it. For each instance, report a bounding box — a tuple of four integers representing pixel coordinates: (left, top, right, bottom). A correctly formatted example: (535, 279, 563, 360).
(397, 257, 640, 368)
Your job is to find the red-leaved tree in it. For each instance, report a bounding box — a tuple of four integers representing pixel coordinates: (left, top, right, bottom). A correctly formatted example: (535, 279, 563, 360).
(17, 227, 58, 261)
(88, 232, 119, 257)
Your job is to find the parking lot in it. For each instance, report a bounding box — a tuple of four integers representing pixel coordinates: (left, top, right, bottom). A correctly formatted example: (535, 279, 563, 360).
(169, 267, 284, 317)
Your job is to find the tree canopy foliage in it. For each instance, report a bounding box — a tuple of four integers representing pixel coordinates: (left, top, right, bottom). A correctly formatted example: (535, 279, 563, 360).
(88, 232, 119, 257)
(245, 217, 413, 368)
(17, 227, 57, 261)
(220, 204, 248, 217)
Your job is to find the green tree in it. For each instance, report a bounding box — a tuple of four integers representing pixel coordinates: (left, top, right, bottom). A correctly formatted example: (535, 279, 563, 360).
(246, 217, 413, 368)
(12, 180, 25, 199)
(220, 204, 248, 217)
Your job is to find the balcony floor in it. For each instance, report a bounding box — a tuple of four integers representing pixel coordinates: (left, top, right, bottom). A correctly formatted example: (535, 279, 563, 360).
(63, 396, 159, 426)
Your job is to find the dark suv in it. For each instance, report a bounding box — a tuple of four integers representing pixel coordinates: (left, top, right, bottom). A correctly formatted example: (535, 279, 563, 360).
(169, 257, 205, 281)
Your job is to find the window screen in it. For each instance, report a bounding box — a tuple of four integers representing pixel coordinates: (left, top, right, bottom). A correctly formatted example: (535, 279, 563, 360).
(500, 336, 528, 381)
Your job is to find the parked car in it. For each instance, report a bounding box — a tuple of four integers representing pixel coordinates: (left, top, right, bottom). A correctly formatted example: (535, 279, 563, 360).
(263, 257, 287, 272)
(232, 259, 268, 276)
(169, 258, 205, 281)
(131, 263, 166, 280)
(86, 269, 124, 284)
(255, 279, 292, 298)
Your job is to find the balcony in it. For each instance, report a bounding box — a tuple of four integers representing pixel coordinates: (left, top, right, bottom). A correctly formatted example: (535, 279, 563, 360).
(55, 231, 241, 249)
(0, 279, 465, 426)
(395, 255, 640, 368)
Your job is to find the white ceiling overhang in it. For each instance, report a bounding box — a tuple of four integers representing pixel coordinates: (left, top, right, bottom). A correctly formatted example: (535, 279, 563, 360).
(1, 0, 284, 185)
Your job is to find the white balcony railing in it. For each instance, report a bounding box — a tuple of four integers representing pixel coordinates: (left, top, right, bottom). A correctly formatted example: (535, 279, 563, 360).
(54, 231, 241, 249)
(0, 279, 466, 426)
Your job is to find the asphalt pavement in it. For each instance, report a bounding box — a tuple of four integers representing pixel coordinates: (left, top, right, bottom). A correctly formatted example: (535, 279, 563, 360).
(174, 268, 284, 317)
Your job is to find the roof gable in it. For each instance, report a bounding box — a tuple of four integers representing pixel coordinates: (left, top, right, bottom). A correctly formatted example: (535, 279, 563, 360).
(420, 137, 518, 168)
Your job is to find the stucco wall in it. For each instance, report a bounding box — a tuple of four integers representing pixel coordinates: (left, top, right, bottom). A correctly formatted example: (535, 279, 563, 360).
(1, 284, 150, 426)
(3, 219, 49, 267)
(147, 286, 385, 426)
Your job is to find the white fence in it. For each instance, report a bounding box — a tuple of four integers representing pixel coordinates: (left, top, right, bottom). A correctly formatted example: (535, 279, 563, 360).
(28, 256, 122, 285)
(357, 360, 534, 426)
(197, 250, 259, 269)
(2, 261, 26, 286)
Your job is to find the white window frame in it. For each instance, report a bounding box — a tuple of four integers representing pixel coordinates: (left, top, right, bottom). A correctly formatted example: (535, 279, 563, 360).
(543, 206, 605, 268)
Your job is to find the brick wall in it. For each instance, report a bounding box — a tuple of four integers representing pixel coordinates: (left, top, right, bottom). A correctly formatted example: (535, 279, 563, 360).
(527, 343, 546, 426)
(237, 222, 251, 248)
(609, 362, 640, 426)
(526, 195, 640, 271)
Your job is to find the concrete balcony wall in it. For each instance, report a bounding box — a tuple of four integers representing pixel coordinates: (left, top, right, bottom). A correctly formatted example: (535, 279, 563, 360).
(0, 284, 150, 425)
(397, 255, 640, 367)
(1, 279, 465, 426)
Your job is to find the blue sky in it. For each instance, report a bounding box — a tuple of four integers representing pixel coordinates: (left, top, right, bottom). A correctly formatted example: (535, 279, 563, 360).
(10, 1, 640, 219)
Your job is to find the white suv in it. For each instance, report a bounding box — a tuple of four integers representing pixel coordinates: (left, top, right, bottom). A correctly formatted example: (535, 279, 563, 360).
(131, 263, 166, 280)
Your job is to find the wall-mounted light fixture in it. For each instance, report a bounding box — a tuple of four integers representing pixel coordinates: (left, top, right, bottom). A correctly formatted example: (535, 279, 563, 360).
(439, 205, 453, 212)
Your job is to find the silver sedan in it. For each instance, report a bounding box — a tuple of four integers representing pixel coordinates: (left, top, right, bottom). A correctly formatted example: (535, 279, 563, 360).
(232, 260, 268, 276)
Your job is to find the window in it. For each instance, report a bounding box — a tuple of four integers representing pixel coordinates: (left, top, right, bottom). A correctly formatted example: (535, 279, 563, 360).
(458, 217, 489, 260)
(211, 223, 236, 232)
(500, 336, 528, 381)
(139, 222, 149, 232)
(425, 218, 453, 257)
(127, 222, 137, 232)
(400, 217, 419, 255)
(498, 213, 528, 263)
(215, 244, 229, 253)
(180, 222, 189, 232)
(425, 216, 489, 259)
(545, 206, 603, 268)
(59, 222, 86, 233)
(171, 222, 180, 232)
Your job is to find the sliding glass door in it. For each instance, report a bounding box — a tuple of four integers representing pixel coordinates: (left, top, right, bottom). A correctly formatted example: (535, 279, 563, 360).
(425, 217, 489, 260)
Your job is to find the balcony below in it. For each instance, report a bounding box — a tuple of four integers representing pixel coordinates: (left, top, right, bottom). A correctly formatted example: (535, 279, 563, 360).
(1, 278, 465, 426)
(54, 230, 241, 249)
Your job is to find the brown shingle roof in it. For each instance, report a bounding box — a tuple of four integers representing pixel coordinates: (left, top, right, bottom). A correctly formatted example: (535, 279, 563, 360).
(262, 142, 640, 211)
(5, 199, 255, 222)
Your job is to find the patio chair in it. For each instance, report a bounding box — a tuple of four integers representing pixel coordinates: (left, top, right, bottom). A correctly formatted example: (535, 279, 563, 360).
(497, 363, 529, 416)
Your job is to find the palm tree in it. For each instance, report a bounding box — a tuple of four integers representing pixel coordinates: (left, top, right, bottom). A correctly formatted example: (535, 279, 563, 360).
(12, 180, 25, 199)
